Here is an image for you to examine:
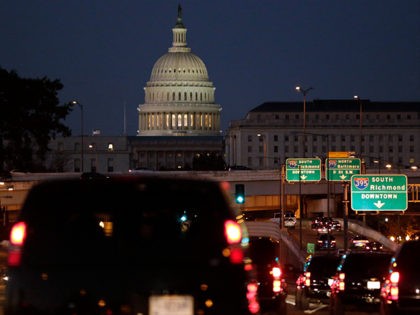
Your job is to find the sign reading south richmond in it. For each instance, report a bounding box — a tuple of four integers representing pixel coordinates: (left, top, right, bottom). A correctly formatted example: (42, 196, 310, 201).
(350, 174, 408, 211)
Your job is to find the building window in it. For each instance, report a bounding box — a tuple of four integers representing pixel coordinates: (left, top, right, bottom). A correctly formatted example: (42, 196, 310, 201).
(90, 158, 97, 173)
(248, 146, 252, 153)
(248, 135, 252, 142)
(107, 158, 114, 172)
(74, 159, 81, 173)
(274, 135, 278, 141)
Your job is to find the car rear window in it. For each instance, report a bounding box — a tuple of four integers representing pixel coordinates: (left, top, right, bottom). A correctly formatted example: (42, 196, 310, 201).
(397, 241, 420, 271)
(248, 237, 279, 264)
(19, 177, 233, 267)
(306, 256, 340, 276)
(341, 253, 392, 276)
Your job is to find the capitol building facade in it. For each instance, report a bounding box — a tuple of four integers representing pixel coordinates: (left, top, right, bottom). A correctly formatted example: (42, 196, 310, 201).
(137, 6, 221, 137)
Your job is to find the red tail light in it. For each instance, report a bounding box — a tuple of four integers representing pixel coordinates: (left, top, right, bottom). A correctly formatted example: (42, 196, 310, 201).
(246, 282, 260, 314)
(223, 220, 243, 264)
(304, 271, 311, 287)
(8, 221, 27, 266)
(272, 267, 282, 279)
(338, 272, 345, 291)
(224, 220, 242, 244)
(389, 271, 400, 301)
(10, 221, 27, 246)
(271, 266, 284, 293)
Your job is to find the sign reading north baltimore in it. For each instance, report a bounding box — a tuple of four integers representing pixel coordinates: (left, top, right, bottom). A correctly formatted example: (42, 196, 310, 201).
(285, 158, 322, 182)
(350, 174, 408, 211)
(326, 158, 361, 181)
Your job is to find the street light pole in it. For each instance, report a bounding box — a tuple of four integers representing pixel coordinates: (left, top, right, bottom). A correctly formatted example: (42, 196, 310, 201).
(299, 164, 303, 250)
(354, 95, 363, 159)
(71, 100, 84, 173)
(295, 86, 313, 158)
(257, 133, 267, 169)
(295, 86, 313, 226)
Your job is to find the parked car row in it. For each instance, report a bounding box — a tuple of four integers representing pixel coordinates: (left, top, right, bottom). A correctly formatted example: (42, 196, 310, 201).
(295, 239, 420, 315)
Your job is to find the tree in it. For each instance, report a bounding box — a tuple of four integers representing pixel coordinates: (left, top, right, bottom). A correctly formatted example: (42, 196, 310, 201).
(0, 67, 73, 172)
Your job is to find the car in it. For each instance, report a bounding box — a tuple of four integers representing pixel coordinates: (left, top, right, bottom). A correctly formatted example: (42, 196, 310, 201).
(283, 211, 296, 228)
(330, 250, 393, 314)
(284, 217, 296, 228)
(311, 216, 323, 230)
(248, 236, 287, 315)
(366, 241, 383, 251)
(350, 234, 370, 249)
(5, 174, 260, 315)
(295, 254, 341, 310)
(380, 239, 420, 315)
(331, 219, 341, 231)
(314, 217, 334, 234)
(316, 233, 337, 250)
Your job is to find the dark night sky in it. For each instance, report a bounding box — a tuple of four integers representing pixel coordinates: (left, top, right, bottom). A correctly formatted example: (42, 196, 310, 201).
(1, 1, 419, 136)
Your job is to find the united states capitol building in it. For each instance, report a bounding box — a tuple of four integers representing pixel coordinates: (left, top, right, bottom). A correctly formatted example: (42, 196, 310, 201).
(46, 6, 420, 175)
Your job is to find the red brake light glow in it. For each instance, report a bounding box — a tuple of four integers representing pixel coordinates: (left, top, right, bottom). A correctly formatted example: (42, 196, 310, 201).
(8, 221, 27, 267)
(389, 271, 400, 301)
(272, 267, 282, 279)
(390, 271, 399, 284)
(338, 272, 345, 291)
(224, 220, 242, 244)
(304, 271, 311, 286)
(10, 221, 27, 246)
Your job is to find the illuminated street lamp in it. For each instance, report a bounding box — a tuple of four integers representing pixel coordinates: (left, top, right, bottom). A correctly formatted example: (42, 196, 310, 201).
(71, 100, 84, 172)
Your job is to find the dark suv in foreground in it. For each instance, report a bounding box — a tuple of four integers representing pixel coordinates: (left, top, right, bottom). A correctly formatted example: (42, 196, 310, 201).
(248, 236, 287, 315)
(330, 250, 393, 314)
(5, 174, 260, 315)
(380, 239, 420, 315)
(295, 254, 340, 310)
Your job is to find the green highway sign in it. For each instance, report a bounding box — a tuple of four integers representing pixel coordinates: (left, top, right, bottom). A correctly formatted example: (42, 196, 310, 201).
(326, 158, 361, 181)
(285, 158, 322, 182)
(307, 243, 315, 254)
(350, 174, 408, 211)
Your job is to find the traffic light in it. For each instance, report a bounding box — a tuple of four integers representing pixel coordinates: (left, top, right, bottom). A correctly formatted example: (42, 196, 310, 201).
(235, 184, 245, 204)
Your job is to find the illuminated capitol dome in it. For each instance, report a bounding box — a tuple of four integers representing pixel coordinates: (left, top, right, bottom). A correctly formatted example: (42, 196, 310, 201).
(137, 5, 222, 136)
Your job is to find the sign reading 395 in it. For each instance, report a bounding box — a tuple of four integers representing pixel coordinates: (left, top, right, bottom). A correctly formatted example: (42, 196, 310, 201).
(350, 174, 408, 211)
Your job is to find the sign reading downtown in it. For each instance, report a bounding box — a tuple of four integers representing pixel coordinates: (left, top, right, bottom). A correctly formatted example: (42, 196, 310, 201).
(350, 174, 408, 211)
(285, 158, 322, 182)
(326, 158, 361, 181)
